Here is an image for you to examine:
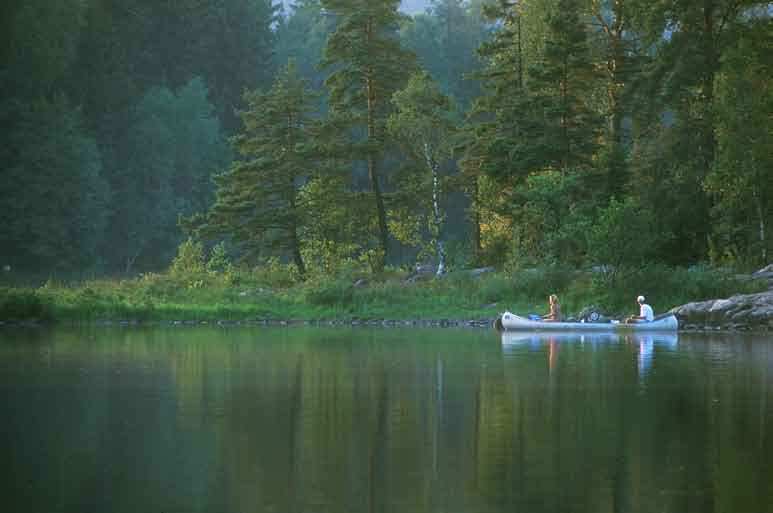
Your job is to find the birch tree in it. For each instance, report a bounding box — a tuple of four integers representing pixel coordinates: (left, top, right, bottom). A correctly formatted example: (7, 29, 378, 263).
(388, 72, 457, 275)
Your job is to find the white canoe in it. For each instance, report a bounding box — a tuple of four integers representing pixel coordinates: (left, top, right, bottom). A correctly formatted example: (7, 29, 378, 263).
(496, 311, 678, 332)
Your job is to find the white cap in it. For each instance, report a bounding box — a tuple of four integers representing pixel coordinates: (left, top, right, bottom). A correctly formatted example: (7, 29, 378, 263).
(637, 295, 645, 303)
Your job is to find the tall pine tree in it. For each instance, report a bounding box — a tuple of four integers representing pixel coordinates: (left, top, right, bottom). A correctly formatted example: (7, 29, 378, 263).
(320, 0, 417, 271)
(527, 0, 602, 173)
(187, 61, 321, 275)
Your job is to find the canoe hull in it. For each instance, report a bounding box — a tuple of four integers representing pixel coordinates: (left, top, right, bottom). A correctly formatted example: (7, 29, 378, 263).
(498, 311, 678, 332)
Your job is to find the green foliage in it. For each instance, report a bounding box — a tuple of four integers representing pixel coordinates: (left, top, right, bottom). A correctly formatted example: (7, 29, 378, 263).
(0, 287, 52, 320)
(586, 197, 671, 277)
(301, 276, 355, 307)
(320, 0, 418, 271)
(170, 239, 206, 275)
(400, 0, 489, 109)
(110, 77, 229, 272)
(524, 0, 602, 172)
(388, 71, 458, 272)
(0, 95, 109, 271)
(207, 242, 231, 274)
(0, 0, 86, 98)
(188, 60, 326, 276)
(274, 0, 335, 105)
(509, 170, 589, 263)
(587, 264, 765, 314)
(1, 0, 770, 279)
(1, 0, 275, 275)
(625, 0, 767, 264)
(704, 22, 773, 266)
(2, 261, 768, 322)
(249, 258, 302, 289)
(169, 239, 207, 287)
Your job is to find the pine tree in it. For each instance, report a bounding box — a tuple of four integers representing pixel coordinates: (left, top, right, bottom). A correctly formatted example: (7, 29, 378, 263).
(464, 0, 604, 262)
(471, 0, 528, 181)
(320, 0, 417, 271)
(456, 0, 526, 263)
(187, 61, 320, 275)
(527, 0, 602, 173)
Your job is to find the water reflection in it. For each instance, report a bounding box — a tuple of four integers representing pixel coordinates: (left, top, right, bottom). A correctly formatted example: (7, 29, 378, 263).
(1, 327, 772, 513)
(501, 331, 680, 382)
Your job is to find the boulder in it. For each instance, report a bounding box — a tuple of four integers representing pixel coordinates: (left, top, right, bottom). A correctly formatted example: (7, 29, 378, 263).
(754, 263, 773, 275)
(671, 290, 773, 329)
(751, 264, 773, 287)
(468, 267, 495, 278)
(405, 264, 436, 283)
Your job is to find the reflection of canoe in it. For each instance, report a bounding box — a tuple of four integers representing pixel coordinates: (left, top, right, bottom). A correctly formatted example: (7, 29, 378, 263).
(500, 332, 679, 346)
(501, 331, 622, 345)
(497, 311, 678, 332)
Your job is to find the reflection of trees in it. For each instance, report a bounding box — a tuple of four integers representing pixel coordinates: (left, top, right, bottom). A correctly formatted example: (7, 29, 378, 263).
(2, 329, 772, 513)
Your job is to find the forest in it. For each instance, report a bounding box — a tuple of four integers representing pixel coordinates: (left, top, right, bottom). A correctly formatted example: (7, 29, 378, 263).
(1, 0, 771, 284)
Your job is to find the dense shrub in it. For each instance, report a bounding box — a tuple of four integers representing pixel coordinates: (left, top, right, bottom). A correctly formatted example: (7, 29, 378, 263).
(476, 267, 575, 308)
(478, 276, 514, 303)
(588, 264, 764, 314)
(168, 238, 207, 286)
(249, 258, 301, 289)
(301, 277, 354, 306)
(0, 287, 53, 320)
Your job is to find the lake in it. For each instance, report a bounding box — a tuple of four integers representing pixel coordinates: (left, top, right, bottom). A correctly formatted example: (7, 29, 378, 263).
(1, 327, 772, 513)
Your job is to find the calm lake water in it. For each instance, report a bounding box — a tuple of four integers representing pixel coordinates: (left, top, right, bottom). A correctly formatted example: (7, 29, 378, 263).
(1, 327, 772, 513)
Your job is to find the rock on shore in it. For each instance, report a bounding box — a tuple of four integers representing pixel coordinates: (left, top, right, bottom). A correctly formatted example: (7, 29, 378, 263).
(671, 290, 773, 330)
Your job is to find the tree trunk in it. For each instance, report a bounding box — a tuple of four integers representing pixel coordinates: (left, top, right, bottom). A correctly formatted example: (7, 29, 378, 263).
(424, 141, 446, 275)
(591, 0, 629, 143)
(290, 226, 306, 277)
(700, 0, 718, 177)
(472, 175, 482, 264)
(517, 13, 523, 89)
(287, 109, 306, 277)
(755, 190, 767, 264)
(607, 1, 625, 145)
(289, 190, 306, 277)
(125, 246, 142, 275)
(366, 18, 388, 272)
(561, 57, 569, 172)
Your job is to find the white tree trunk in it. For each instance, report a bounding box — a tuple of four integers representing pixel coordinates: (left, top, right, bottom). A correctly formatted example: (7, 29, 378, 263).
(125, 246, 143, 275)
(424, 141, 446, 275)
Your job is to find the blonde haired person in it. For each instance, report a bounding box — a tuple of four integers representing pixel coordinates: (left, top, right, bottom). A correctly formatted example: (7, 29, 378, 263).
(542, 294, 563, 322)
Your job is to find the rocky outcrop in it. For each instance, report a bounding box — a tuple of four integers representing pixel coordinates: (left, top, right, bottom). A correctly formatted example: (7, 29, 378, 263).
(405, 265, 437, 283)
(671, 290, 773, 330)
(467, 266, 495, 278)
(734, 263, 773, 288)
(404, 265, 496, 283)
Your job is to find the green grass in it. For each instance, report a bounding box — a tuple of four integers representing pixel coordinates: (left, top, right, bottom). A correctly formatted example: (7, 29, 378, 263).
(0, 264, 767, 323)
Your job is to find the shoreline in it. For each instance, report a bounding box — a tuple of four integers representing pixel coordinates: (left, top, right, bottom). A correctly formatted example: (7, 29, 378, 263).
(1, 317, 771, 333)
(3, 265, 771, 333)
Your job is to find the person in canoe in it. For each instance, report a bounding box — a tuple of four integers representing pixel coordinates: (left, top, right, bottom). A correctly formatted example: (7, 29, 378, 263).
(542, 294, 563, 322)
(625, 295, 654, 323)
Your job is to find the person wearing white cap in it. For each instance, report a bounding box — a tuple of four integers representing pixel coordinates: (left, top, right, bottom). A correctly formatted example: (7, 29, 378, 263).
(626, 295, 654, 323)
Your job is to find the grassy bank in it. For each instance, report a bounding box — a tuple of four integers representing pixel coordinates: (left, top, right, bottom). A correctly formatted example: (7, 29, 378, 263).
(1, 263, 767, 324)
